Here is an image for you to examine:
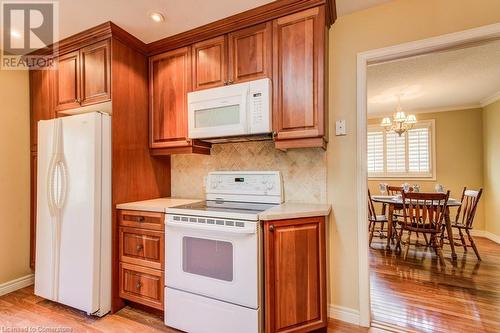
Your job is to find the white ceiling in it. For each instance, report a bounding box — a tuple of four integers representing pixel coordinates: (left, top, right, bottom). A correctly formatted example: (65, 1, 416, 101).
(57, 0, 275, 43)
(367, 40, 500, 117)
(50, 0, 392, 44)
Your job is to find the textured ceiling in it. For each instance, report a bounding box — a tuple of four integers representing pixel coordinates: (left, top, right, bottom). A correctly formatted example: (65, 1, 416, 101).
(4, 0, 394, 45)
(367, 40, 500, 116)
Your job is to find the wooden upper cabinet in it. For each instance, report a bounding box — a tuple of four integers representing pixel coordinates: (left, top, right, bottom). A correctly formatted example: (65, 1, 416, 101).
(192, 36, 227, 90)
(264, 216, 327, 333)
(228, 22, 272, 84)
(272, 6, 326, 149)
(80, 39, 111, 106)
(55, 39, 111, 111)
(55, 50, 80, 111)
(30, 68, 56, 150)
(149, 47, 192, 149)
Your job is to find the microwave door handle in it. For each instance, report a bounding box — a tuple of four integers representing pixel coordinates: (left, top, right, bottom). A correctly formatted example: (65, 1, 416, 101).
(166, 220, 257, 235)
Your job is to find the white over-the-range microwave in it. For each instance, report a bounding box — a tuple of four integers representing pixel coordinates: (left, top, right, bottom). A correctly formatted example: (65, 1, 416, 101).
(187, 78, 271, 140)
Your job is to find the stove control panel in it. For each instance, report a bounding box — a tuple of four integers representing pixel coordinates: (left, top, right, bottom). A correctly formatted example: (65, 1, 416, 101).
(205, 171, 283, 204)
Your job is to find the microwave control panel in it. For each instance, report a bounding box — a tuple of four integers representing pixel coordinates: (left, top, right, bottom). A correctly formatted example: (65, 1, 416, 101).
(248, 78, 272, 134)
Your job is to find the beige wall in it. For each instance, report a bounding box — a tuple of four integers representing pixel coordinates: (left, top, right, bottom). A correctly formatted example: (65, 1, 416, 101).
(367, 109, 485, 229)
(0, 69, 31, 284)
(328, 0, 500, 312)
(483, 99, 500, 237)
(171, 141, 327, 203)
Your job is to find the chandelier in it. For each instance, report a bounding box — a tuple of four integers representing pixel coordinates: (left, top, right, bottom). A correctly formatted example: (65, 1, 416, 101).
(380, 95, 416, 136)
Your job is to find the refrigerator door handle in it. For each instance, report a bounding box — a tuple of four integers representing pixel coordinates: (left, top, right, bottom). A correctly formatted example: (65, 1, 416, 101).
(46, 156, 57, 217)
(53, 160, 68, 210)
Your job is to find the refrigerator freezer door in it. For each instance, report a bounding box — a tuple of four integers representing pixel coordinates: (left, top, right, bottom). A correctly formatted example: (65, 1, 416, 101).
(35, 119, 56, 301)
(35, 112, 109, 315)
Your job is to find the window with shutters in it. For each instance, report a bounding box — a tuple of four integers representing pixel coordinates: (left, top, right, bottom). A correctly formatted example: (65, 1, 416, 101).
(367, 120, 435, 179)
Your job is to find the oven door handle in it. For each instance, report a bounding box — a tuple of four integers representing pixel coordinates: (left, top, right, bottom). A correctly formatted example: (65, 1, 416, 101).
(166, 221, 257, 235)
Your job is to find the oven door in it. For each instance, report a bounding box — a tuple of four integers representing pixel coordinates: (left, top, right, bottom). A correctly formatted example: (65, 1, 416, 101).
(165, 215, 260, 309)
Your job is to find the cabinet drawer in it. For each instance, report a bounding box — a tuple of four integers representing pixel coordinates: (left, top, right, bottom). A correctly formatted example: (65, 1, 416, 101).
(118, 210, 164, 231)
(119, 263, 163, 310)
(119, 227, 164, 270)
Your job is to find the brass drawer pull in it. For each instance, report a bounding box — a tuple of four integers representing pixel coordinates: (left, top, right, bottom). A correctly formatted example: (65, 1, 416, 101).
(124, 215, 145, 222)
(136, 244, 144, 252)
(136, 282, 142, 290)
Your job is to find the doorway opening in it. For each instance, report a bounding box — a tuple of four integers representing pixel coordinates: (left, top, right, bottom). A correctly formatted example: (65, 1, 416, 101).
(356, 23, 500, 332)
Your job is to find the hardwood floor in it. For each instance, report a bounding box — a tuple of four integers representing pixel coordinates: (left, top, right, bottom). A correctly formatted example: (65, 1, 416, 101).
(370, 235, 500, 333)
(0, 286, 383, 332)
(5, 236, 496, 332)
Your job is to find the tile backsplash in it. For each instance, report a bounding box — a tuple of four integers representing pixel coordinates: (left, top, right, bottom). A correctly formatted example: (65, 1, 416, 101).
(171, 141, 327, 203)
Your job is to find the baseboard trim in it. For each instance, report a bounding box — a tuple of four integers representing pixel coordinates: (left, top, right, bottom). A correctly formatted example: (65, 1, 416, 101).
(471, 230, 500, 244)
(0, 274, 34, 297)
(328, 304, 360, 325)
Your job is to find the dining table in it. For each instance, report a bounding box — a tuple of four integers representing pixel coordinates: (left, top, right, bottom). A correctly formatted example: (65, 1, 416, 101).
(371, 195, 462, 260)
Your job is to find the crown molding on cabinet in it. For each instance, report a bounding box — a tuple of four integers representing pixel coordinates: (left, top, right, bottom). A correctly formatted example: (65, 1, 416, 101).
(30, 21, 148, 56)
(147, 0, 336, 55)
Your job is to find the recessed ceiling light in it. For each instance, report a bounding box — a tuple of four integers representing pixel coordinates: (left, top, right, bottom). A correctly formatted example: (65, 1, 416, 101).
(10, 30, 21, 38)
(150, 12, 165, 23)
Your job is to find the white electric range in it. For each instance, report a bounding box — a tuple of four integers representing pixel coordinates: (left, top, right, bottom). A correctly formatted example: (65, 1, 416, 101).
(164, 171, 283, 333)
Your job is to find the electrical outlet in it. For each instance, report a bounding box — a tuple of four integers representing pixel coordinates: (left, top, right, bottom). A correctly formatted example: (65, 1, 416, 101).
(336, 120, 346, 136)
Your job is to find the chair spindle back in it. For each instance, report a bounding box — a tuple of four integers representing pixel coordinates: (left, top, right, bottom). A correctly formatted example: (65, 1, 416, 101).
(455, 187, 483, 228)
(368, 189, 377, 220)
(401, 191, 450, 232)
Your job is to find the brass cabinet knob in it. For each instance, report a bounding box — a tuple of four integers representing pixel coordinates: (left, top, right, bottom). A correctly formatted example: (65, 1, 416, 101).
(136, 244, 143, 252)
(136, 282, 142, 290)
(269, 224, 275, 232)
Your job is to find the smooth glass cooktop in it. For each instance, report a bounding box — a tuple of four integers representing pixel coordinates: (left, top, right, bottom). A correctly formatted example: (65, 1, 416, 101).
(171, 200, 276, 215)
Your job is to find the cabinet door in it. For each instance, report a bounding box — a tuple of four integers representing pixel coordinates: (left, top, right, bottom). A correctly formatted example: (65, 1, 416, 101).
(149, 47, 192, 148)
(192, 36, 226, 90)
(55, 50, 80, 111)
(273, 7, 326, 144)
(264, 216, 327, 333)
(80, 39, 111, 106)
(30, 68, 55, 151)
(30, 151, 38, 269)
(228, 22, 272, 84)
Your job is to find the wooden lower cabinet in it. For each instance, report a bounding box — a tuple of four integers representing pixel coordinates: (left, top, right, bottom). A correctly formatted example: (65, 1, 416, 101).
(264, 216, 327, 333)
(118, 210, 165, 311)
(119, 262, 164, 310)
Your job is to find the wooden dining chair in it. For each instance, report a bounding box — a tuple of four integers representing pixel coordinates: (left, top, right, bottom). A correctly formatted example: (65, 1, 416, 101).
(368, 190, 396, 247)
(445, 187, 483, 260)
(386, 185, 429, 245)
(387, 185, 412, 196)
(397, 191, 450, 266)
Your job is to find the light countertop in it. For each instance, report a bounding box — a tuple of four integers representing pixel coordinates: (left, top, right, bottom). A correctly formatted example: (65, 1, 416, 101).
(117, 197, 331, 220)
(259, 202, 331, 221)
(116, 198, 201, 213)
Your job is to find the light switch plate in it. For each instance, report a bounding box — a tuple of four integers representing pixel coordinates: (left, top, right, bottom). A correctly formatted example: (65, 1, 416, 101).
(336, 120, 346, 136)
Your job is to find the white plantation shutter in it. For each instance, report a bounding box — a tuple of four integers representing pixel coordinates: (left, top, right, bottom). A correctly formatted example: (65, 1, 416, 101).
(368, 120, 434, 178)
(367, 131, 384, 173)
(386, 132, 406, 173)
(408, 127, 430, 173)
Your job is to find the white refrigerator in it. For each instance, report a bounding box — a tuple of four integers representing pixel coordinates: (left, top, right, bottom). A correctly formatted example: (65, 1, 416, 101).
(35, 112, 111, 316)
